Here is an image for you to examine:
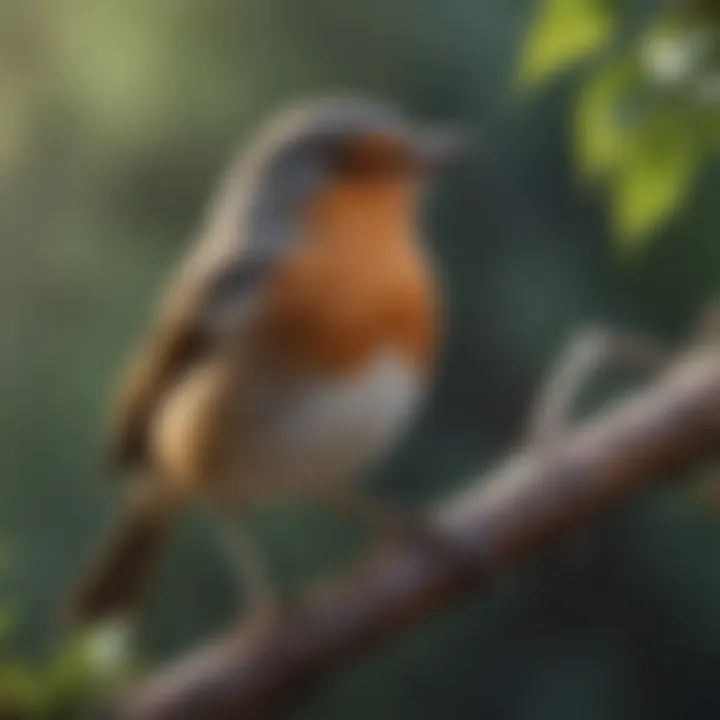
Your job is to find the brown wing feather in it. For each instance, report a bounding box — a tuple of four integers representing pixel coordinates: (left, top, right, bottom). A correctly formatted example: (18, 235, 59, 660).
(108, 299, 208, 473)
(108, 253, 279, 475)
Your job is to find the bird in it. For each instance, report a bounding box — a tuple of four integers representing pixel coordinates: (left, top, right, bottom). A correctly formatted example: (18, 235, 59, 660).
(68, 96, 469, 627)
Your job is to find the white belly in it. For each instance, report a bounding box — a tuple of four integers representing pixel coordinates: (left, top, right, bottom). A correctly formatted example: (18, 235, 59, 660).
(245, 351, 424, 493)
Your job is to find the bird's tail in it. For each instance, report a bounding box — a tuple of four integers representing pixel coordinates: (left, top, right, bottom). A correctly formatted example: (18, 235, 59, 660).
(67, 481, 183, 627)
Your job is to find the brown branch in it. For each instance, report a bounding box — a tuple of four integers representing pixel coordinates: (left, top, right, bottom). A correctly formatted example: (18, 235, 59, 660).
(111, 346, 720, 720)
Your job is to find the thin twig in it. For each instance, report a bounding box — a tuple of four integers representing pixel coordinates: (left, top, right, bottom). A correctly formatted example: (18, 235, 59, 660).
(525, 326, 667, 447)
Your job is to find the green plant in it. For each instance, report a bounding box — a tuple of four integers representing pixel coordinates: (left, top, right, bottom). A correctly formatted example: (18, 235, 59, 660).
(519, 0, 720, 247)
(0, 544, 134, 718)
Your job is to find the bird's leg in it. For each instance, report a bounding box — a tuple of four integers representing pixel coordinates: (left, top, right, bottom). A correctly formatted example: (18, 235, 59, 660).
(211, 502, 289, 625)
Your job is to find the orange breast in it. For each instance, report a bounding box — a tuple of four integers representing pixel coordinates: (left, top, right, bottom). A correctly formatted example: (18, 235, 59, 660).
(256, 180, 439, 376)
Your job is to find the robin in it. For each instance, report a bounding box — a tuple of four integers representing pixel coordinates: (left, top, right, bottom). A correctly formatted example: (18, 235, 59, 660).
(68, 96, 468, 626)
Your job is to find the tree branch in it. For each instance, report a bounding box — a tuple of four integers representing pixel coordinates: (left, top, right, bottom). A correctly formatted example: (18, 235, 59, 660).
(111, 346, 720, 720)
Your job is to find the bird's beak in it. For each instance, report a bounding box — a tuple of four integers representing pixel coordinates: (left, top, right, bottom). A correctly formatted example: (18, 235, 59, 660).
(412, 125, 473, 170)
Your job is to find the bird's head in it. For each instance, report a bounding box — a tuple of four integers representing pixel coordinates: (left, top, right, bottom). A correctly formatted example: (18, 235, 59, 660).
(247, 96, 469, 208)
(197, 96, 470, 267)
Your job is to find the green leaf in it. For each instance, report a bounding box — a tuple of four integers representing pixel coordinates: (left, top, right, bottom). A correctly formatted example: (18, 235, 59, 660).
(518, 0, 616, 87)
(611, 116, 698, 247)
(574, 62, 635, 178)
(77, 619, 135, 683)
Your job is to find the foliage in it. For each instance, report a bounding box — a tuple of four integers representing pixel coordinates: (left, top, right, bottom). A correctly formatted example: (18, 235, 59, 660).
(0, 548, 134, 718)
(519, 0, 720, 248)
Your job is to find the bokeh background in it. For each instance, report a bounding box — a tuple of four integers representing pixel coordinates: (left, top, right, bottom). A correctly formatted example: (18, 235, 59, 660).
(2, 0, 720, 717)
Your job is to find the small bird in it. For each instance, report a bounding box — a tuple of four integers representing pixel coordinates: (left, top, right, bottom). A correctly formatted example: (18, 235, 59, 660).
(68, 96, 468, 626)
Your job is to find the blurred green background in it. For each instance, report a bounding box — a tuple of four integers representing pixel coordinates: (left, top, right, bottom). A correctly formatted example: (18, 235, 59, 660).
(3, 0, 720, 717)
